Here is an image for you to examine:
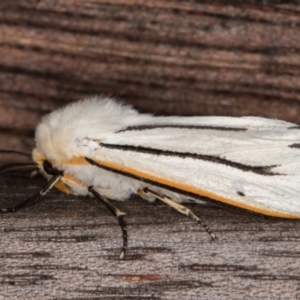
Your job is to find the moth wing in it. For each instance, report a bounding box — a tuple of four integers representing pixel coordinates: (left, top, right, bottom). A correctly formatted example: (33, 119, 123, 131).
(91, 116, 300, 218)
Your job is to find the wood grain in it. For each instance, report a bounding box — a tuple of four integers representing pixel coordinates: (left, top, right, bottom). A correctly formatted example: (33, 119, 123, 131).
(1, 173, 300, 299)
(1, 1, 300, 299)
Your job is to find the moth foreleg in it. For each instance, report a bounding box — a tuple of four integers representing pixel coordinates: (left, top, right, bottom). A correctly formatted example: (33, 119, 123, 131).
(142, 187, 217, 241)
(0, 174, 61, 213)
(88, 186, 128, 259)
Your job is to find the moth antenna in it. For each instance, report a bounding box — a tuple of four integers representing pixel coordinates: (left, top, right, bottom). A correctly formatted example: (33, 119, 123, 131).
(88, 186, 127, 259)
(0, 173, 62, 213)
(0, 150, 31, 157)
(143, 188, 217, 241)
(0, 162, 38, 174)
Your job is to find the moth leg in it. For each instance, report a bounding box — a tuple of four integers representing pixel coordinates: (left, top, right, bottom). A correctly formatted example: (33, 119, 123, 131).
(0, 174, 61, 213)
(88, 186, 128, 259)
(142, 187, 217, 241)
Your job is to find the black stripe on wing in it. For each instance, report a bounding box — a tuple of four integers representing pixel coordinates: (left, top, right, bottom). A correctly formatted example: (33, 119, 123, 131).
(117, 124, 247, 133)
(99, 143, 280, 176)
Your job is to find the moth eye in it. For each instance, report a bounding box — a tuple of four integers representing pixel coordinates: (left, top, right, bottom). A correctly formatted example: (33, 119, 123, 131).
(43, 160, 61, 176)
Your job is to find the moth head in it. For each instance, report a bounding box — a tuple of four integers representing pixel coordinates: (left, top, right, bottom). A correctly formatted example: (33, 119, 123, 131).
(42, 159, 61, 176)
(32, 148, 71, 194)
(32, 148, 62, 176)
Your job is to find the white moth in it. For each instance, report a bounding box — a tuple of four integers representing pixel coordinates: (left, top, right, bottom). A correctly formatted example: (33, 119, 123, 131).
(1, 96, 300, 258)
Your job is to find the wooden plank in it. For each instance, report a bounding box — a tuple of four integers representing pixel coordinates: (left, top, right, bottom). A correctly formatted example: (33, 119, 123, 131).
(0, 2, 300, 141)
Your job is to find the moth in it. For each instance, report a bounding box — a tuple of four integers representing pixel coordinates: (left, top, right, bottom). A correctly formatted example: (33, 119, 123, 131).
(1, 96, 300, 258)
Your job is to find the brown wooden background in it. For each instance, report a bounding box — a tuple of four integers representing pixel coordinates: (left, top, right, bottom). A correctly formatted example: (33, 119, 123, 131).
(1, 1, 300, 299)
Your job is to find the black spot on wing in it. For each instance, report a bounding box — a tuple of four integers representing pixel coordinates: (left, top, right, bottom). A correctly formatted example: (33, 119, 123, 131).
(117, 124, 247, 133)
(99, 143, 280, 176)
(237, 191, 245, 197)
(289, 143, 300, 149)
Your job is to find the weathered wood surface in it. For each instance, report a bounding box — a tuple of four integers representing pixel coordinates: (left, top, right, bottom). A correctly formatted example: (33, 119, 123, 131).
(1, 173, 300, 300)
(1, 1, 300, 299)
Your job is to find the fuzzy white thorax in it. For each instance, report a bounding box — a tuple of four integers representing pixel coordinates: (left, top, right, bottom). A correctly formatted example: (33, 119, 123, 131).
(35, 96, 152, 166)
